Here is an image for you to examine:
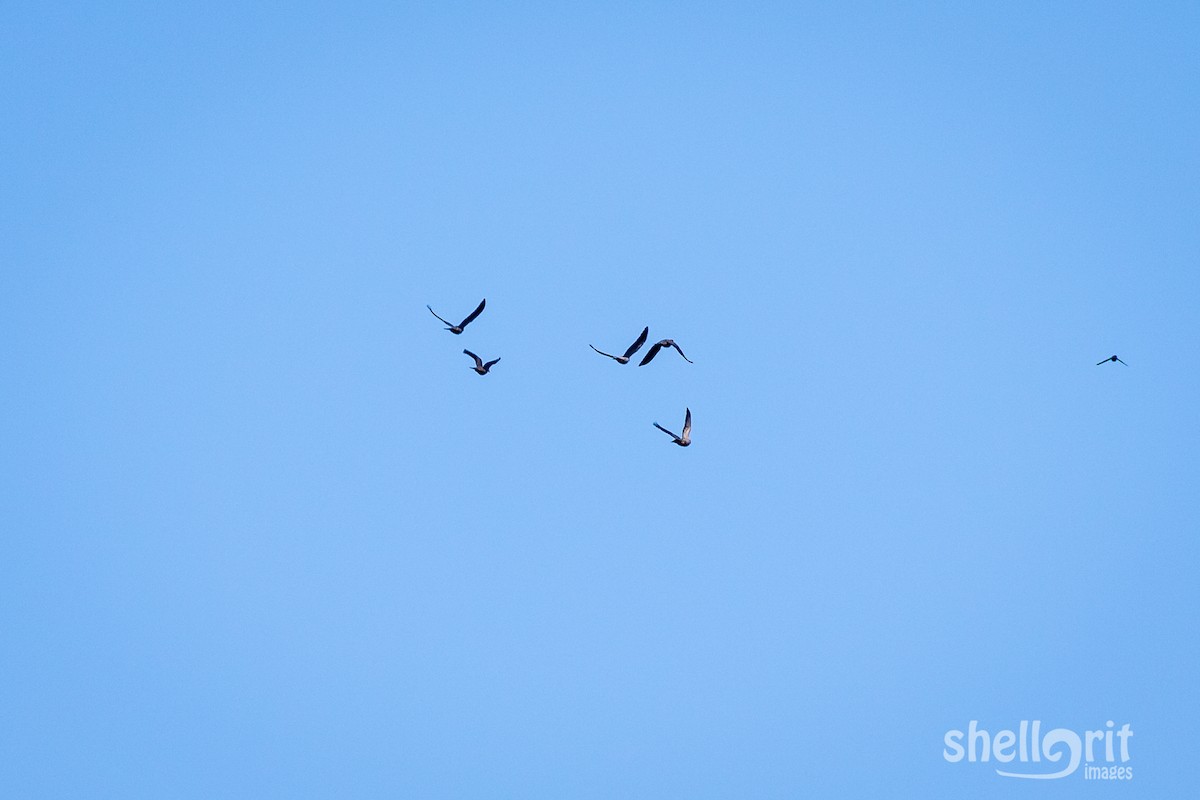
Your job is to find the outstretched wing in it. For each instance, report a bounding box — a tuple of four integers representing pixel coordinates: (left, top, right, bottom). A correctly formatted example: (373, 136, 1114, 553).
(1116, 357, 1128, 366)
(428, 305, 455, 326)
(462, 349, 483, 368)
(589, 344, 620, 360)
(653, 422, 679, 439)
(638, 342, 664, 366)
(682, 408, 692, 438)
(458, 298, 486, 328)
(669, 341, 694, 363)
(623, 326, 650, 359)
(484, 357, 501, 370)
(1096, 359, 1108, 365)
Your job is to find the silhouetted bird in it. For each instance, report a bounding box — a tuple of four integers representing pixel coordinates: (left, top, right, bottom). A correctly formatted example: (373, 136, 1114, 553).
(1097, 355, 1128, 366)
(638, 339, 693, 366)
(463, 349, 500, 375)
(589, 326, 649, 364)
(653, 407, 692, 447)
(427, 299, 486, 334)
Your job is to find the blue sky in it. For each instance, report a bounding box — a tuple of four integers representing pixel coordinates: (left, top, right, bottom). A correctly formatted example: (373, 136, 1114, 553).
(2, 2, 1197, 796)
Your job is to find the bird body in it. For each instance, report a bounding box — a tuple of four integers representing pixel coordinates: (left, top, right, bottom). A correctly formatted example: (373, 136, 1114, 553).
(1097, 355, 1128, 366)
(428, 299, 486, 334)
(639, 338, 693, 366)
(653, 407, 692, 446)
(464, 349, 500, 375)
(589, 326, 649, 364)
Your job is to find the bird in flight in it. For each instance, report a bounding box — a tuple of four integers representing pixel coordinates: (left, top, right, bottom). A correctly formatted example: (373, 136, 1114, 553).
(653, 407, 692, 447)
(1097, 355, 1128, 366)
(639, 338, 693, 366)
(463, 349, 501, 375)
(589, 326, 649, 364)
(427, 299, 486, 334)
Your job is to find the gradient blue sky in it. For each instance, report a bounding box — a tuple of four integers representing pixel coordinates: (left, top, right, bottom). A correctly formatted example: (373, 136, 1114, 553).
(3, 2, 1198, 796)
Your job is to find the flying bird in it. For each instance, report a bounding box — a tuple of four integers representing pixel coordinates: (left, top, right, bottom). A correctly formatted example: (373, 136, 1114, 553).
(639, 338, 693, 366)
(653, 407, 692, 447)
(427, 299, 486, 334)
(1097, 355, 1128, 366)
(589, 326, 649, 364)
(463, 349, 500, 375)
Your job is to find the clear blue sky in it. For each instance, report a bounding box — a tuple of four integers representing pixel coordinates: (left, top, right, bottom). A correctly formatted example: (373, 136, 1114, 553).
(2, 2, 1197, 796)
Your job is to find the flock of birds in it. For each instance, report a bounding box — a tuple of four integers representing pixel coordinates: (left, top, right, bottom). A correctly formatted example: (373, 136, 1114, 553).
(429, 297, 1131, 448)
(427, 297, 695, 446)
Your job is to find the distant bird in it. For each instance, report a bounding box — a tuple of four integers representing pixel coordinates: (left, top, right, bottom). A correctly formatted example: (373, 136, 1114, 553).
(427, 299, 486, 334)
(463, 349, 500, 375)
(653, 407, 692, 447)
(639, 338, 693, 366)
(589, 326, 649, 364)
(1097, 355, 1128, 366)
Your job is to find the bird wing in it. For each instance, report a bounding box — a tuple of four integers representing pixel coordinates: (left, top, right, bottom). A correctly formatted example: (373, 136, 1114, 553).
(589, 344, 619, 360)
(682, 408, 691, 438)
(1116, 357, 1128, 366)
(653, 422, 679, 439)
(1096, 359, 1107, 365)
(462, 349, 483, 368)
(669, 341, 694, 363)
(458, 298, 486, 328)
(427, 305, 455, 326)
(484, 357, 501, 369)
(623, 326, 650, 359)
(638, 342, 664, 366)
